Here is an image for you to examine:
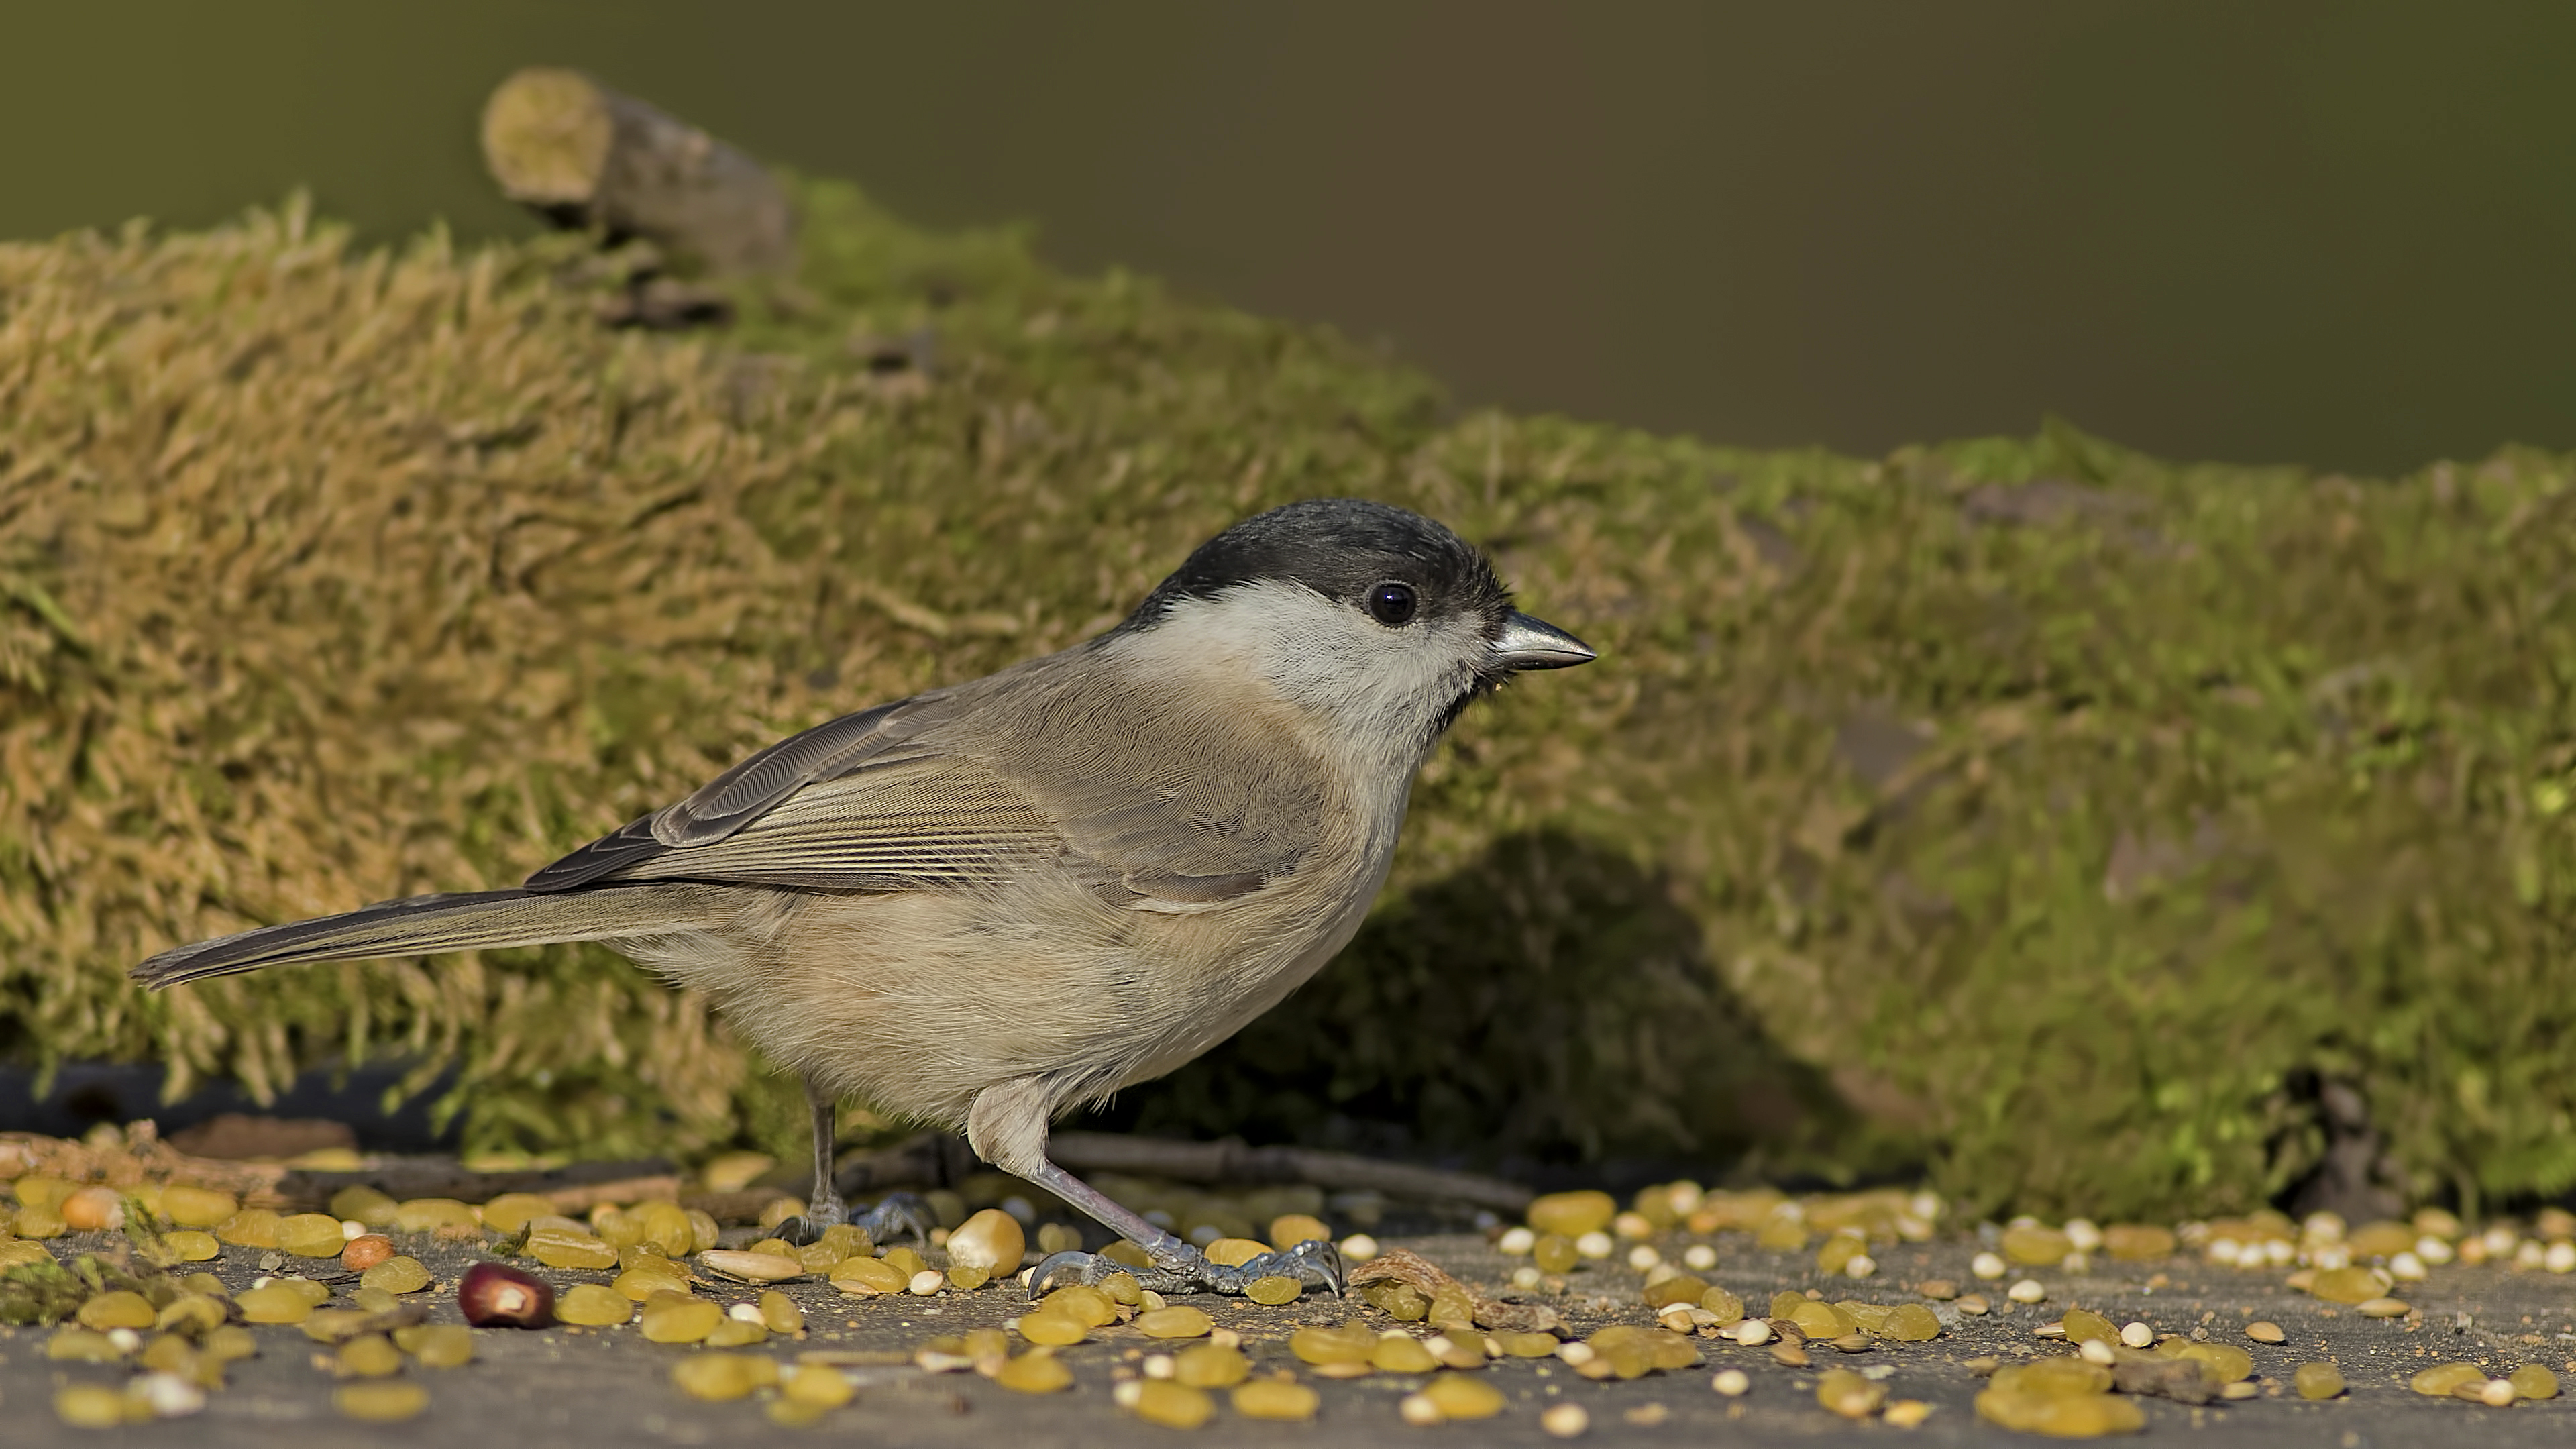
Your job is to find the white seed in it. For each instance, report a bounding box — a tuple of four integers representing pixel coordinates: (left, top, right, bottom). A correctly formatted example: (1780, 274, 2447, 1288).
(727, 1303, 764, 1323)
(1642, 1260, 1683, 1288)
(2310, 1245, 2351, 1271)
(129, 1372, 206, 1419)
(2119, 1321, 2154, 1348)
(1142, 1354, 1175, 1379)
(2063, 1220, 2103, 1253)
(1844, 1254, 1876, 1279)
(1556, 1342, 1598, 1366)
(2007, 1279, 2047, 1304)
(107, 1329, 142, 1353)
(2265, 1238, 2296, 1266)
(1575, 1231, 1615, 1260)
(2078, 1340, 2116, 1365)
(1733, 1319, 1772, 1346)
(1511, 1266, 1544, 1291)
(908, 1269, 945, 1295)
(1541, 1401, 1591, 1438)
(2302, 1212, 2345, 1244)
(1339, 1234, 1380, 1263)
(1668, 1182, 1705, 1215)
(1628, 1244, 1662, 1272)
(1399, 1393, 1444, 1425)
(1971, 1252, 2007, 1280)
(2546, 1242, 2576, 1275)
(1499, 1226, 1537, 1256)
(1657, 1305, 1695, 1334)
(2207, 1238, 2242, 1265)
(2479, 1379, 2518, 1407)
(1712, 1368, 1750, 1396)
(2514, 1240, 2547, 1271)
(1112, 1380, 1144, 1409)
(1909, 1192, 1943, 1222)
(2416, 1235, 2455, 1265)
(1613, 1212, 1654, 1240)
(2389, 1251, 2428, 1281)
(341, 1220, 366, 1240)
(1683, 1244, 1717, 1271)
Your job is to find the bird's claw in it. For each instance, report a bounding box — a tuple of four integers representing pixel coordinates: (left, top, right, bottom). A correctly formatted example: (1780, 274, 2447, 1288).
(1025, 1237, 1342, 1299)
(778, 1191, 934, 1248)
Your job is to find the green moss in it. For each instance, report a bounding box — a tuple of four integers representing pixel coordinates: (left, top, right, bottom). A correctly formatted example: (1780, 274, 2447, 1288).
(2, 187, 2571, 1219)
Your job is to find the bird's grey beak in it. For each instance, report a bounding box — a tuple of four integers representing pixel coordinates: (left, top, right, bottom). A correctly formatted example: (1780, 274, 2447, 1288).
(1491, 611, 1596, 670)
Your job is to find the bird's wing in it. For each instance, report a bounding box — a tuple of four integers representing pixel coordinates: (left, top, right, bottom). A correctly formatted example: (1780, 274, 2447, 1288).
(526, 658, 1329, 908)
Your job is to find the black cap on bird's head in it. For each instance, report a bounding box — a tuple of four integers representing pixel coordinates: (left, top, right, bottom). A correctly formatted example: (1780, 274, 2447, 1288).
(1124, 498, 1595, 676)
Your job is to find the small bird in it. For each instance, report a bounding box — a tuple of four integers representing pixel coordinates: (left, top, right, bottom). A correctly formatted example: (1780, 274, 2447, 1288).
(132, 498, 1593, 1295)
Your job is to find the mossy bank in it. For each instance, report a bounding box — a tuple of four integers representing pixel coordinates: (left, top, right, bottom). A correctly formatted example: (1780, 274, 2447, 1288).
(3, 185, 2571, 1222)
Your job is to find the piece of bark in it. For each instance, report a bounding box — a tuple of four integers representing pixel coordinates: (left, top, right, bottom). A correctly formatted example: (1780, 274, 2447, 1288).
(480, 66, 795, 275)
(1348, 1246, 1566, 1336)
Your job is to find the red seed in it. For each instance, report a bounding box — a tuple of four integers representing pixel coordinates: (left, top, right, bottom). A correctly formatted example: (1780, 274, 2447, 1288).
(458, 1261, 554, 1328)
(342, 1234, 395, 1271)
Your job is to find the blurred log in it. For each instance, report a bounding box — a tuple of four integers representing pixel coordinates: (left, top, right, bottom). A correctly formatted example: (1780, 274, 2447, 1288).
(479, 66, 795, 275)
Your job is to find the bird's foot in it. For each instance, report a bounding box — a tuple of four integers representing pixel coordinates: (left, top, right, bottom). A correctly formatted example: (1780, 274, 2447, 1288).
(778, 1191, 935, 1248)
(1027, 1237, 1342, 1299)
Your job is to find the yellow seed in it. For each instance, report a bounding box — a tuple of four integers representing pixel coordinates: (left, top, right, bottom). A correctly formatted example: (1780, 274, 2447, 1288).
(2510, 1364, 2559, 1400)
(282, 1278, 333, 1305)
(2294, 1362, 2345, 1399)
(394, 1198, 481, 1234)
(1102, 1241, 1154, 1270)
(2355, 1297, 2411, 1319)
(1884, 1399, 1933, 1428)
(1817, 1367, 1887, 1419)
(783, 1363, 854, 1407)
(881, 1245, 929, 1277)
(54, 1385, 128, 1428)
(996, 1350, 1074, 1393)
(1269, 1214, 1332, 1248)
(1017, 1311, 1089, 1346)
(2061, 1309, 2115, 1346)
(1130, 1379, 1212, 1428)
(617, 1263, 694, 1301)
(2245, 1320, 2286, 1343)
(706, 1317, 768, 1348)
(1815, 1235, 1866, 1276)
(1700, 1286, 1745, 1323)
(828, 1256, 907, 1295)
(339, 1334, 404, 1377)
(1886, 1303, 1942, 1342)
(631, 1202, 694, 1258)
(336, 1381, 430, 1422)
(1497, 1331, 1561, 1357)
(330, 1185, 401, 1227)
(640, 1297, 724, 1344)
(1421, 1373, 1505, 1419)
(1175, 1342, 1250, 1388)
(1245, 1274, 1302, 1305)
(160, 1185, 239, 1229)
(2178, 1342, 2254, 1384)
(76, 1291, 157, 1330)
(2002, 1225, 2072, 1266)
(1234, 1377, 1320, 1420)
(557, 1283, 630, 1326)
(1099, 1271, 1145, 1305)
(1533, 1234, 1580, 1275)
(1976, 1389, 2143, 1436)
(2102, 1224, 2176, 1260)
(1990, 1358, 2114, 1396)
(1291, 1322, 1380, 1365)
(356, 1254, 430, 1293)
(759, 1289, 803, 1333)
(1042, 1284, 1118, 1326)
(1138, 1305, 1214, 1339)
(2410, 1362, 2485, 1397)
(396, 1324, 475, 1368)
(235, 1283, 315, 1324)
(48, 1328, 125, 1362)
(278, 1212, 350, 1258)
(1373, 1335, 1440, 1373)
(213, 1208, 282, 1248)
(1527, 1191, 1617, 1238)
(2306, 1266, 2382, 1305)
(1790, 1301, 1848, 1339)
(1540, 1401, 1591, 1437)
(528, 1226, 619, 1271)
(671, 1353, 766, 1401)
(1643, 1273, 1708, 1307)
(160, 1230, 221, 1263)
(155, 1294, 227, 1336)
(946, 1208, 1026, 1277)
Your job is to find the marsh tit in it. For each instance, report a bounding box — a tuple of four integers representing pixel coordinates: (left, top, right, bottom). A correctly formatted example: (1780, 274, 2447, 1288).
(133, 498, 1593, 1295)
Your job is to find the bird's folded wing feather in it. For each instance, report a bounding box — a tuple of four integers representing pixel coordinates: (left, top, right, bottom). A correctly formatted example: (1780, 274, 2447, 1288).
(525, 666, 1321, 907)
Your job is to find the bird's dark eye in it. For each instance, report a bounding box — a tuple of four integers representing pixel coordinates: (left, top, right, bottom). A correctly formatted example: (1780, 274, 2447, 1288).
(1366, 582, 1418, 626)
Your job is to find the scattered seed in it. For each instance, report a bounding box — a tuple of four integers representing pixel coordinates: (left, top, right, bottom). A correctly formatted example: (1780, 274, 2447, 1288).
(1528, 1191, 1617, 1238)
(1421, 1373, 1504, 1419)
(55, 1385, 128, 1428)
(671, 1352, 775, 1401)
(2007, 1279, 2047, 1304)
(1138, 1305, 1214, 1339)
(996, 1350, 1073, 1393)
(1956, 1294, 1990, 1316)
(1540, 1401, 1590, 1437)
(1818, 1367, 1888, 1419)
(335, 1381, 429, 1422)
(234, 1283, 315, 1325)
(338, 1334, 404, 1377)
(459, 1263, 554, 1328)
(641, 1297, 724, 1344)
(2118, 1321, 2154, 1348)
(1713, 1368, 1750, 1396)
(1733, 1318, 1773, 1346)
(1129, 1379, 1213, 1428)
(1233, 1379, 1320, 1421)
(2294, 1362, 2345, 1399)
(2245, 1320, 2286, 1344)
(557, 1283, 631, 1326)
(160, 1185, 238, 1228)
(1971, 1252, 2007, 1280)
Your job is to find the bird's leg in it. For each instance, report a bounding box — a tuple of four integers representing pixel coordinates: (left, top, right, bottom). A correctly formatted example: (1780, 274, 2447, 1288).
(1022, 1157, 1343, 1299)
(777, 1078, 932, 1247)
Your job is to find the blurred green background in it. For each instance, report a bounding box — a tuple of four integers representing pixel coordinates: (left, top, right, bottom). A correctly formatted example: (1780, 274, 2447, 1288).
(9, 0, 2575, 474)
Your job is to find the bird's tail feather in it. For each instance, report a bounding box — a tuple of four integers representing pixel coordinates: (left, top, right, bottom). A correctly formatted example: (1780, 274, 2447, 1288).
(130, 883, 731, 989)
